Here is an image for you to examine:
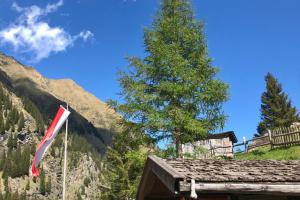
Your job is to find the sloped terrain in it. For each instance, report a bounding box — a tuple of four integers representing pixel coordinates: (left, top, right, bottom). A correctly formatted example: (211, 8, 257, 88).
(0, 52, 119, 199)
(235, 146, 300, 160)
(0, 52, 119, 147)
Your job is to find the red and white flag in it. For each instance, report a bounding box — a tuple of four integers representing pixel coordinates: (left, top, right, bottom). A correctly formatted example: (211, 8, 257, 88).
(31, 106, 70, 177)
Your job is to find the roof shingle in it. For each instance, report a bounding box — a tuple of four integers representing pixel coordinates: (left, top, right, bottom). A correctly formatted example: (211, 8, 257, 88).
(161, 158, 300, 183)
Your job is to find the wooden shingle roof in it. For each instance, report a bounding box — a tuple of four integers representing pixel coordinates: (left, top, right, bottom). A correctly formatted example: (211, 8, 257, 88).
(165, 158, 300, 182)
(137, 156, 300, 199)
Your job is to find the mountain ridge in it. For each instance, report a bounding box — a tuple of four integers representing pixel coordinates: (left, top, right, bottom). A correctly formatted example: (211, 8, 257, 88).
(0, 52, 119, 147)
(0, 52, 118, 199)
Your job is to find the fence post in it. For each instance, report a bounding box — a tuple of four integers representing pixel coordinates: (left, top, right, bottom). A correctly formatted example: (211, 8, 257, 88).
(268, 129, 273, 149)
(243, 137, 247, 153)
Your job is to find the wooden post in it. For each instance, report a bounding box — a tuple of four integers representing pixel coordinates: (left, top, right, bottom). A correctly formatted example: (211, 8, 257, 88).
(243, 137, 247, 153)
(268, 129, 273, 149)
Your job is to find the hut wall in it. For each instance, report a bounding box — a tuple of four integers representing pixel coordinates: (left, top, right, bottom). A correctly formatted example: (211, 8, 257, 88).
(182, 137, 233, 158)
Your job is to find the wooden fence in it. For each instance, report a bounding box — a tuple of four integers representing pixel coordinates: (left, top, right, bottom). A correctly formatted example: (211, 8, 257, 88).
(209, 145, 233, 157)
(271, 126, 300, 148)
(237, 125, 300, 152)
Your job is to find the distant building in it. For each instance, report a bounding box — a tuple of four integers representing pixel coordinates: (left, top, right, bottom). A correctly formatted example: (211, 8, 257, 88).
(291, 122, 300, 127)
(137, 155, 300, 200)
(182, 131, 237, 158)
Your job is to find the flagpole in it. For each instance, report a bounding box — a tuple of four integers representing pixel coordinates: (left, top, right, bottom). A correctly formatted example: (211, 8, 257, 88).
(62, 103, 69, 200)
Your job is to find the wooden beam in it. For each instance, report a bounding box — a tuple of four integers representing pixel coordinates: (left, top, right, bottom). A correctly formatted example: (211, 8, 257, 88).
(179, 182, 300, 196)
(148, 155, 184, 193)
(137, 156, 184, 200)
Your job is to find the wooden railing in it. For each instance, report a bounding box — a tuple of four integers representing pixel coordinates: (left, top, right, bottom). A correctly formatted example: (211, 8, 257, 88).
(272, 126, 300, 148)
(245, 126, 300, 151)
(210, 145, 233, 157)
(247, 135, 270, 151)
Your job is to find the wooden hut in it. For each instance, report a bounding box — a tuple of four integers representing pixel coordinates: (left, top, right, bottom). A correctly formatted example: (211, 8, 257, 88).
(137, 155, 300, 200)
(182, 131, 238, 158)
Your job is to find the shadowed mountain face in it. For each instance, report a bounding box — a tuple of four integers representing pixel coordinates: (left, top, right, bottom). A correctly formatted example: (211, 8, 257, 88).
(0, 52, 119, 152)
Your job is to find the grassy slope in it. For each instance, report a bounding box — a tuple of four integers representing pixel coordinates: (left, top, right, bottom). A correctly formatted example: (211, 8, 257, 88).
(235, 145, 300, 160)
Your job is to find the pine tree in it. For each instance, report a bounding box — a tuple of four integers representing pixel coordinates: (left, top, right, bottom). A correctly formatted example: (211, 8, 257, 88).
(4, 120, 10, 132)
(7, 134, 13, 150)
(22, 146, 31, 176)
(0, 150, 5, 170)
(0, 113, 4, 134)
(110, 0, 228, 157)
(257, 73, 300, 135)
(13, 147, 22, 177)
(3, 151, 12, 178)
(12, 134, 18, 149)
(103, 126, 148, 200)
(18, 112, 25, 132)
(40, 169, 46, 195)
(46, 177, 52, 194)
(3, 176, 9, 193)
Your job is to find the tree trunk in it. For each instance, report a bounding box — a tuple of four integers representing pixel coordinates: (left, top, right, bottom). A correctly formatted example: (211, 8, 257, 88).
(175, 138, 183, 158)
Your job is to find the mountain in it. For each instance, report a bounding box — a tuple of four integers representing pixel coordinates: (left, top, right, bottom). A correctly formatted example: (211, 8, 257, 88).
(0, 52, 120, 199)
(0, 52, 119, 151)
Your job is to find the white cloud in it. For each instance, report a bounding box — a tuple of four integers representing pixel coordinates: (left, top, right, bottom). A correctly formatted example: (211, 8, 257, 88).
(0, 0, 93, 62)
(76, 30, 94, 41)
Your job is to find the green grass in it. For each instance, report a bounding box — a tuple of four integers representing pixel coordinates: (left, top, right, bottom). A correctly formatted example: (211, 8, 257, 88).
(235, 145, 300, 160)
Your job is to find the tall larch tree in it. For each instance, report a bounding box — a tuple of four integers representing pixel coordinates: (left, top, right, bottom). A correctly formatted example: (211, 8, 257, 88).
(111, 0, 228, 157)
(257, 73, 299, 135)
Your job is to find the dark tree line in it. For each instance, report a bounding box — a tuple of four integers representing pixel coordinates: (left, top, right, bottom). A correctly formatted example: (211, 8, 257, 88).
(0, 190, 27, 200)
(22, 97, 45, 134)
(0, 143, 31, 178)
(0, 84, 26, 134)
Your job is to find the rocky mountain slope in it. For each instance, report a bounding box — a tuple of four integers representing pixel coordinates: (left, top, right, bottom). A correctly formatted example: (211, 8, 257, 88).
(0, 52, 119, 150)
(0, 52, 120, 199)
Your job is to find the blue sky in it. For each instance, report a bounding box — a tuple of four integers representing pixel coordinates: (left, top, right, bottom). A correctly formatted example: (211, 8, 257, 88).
(0, 0, 299, 143)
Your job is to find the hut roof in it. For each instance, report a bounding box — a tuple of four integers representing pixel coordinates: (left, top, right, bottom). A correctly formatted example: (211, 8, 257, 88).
(137, 155, 300, 199)
(164, 157, 300, 182)
(206, 131, 238, 143)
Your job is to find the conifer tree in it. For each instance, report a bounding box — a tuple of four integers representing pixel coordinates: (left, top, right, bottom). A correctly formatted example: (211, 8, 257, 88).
(7, 134, 13, 150)
(0, 150, 5, 170)
(3, 176, 9, 193)
(22, 146, 31, 176)
(46, 177, 52, 194)
(18, 112, 25, 132)
(12, 134, 18, 149)
(40, 169, 46, 195)
(4, 120, 10, 131)
(0, 114, 4, 134)
(257, 73, 300, 135)
(111, 0, 228, 157)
